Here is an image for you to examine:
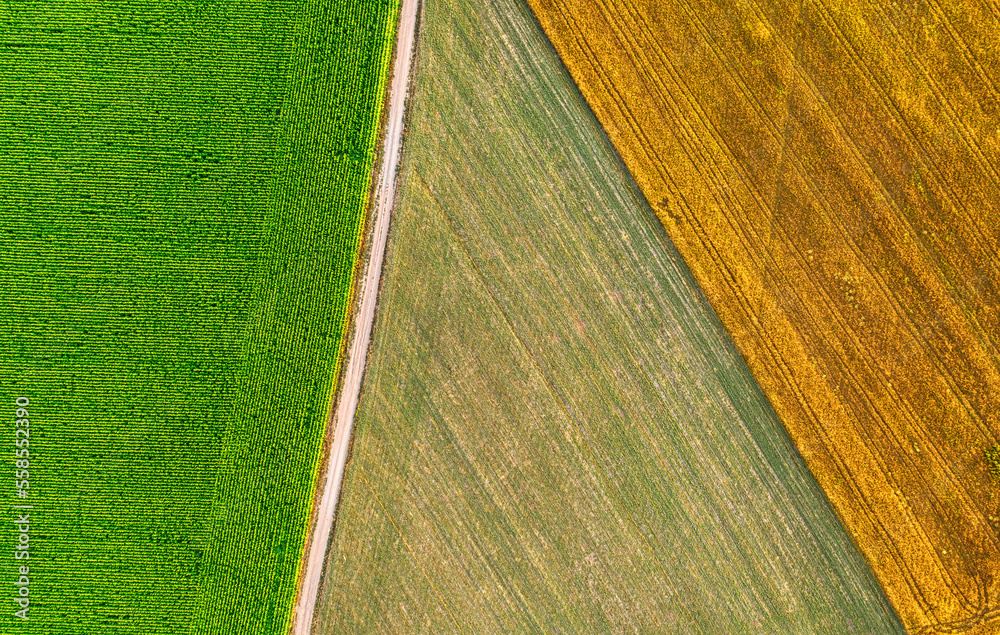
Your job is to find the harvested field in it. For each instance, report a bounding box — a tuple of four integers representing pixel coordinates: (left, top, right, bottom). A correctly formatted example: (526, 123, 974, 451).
(313, 0, 905, 632)
(526, 0, 1000, 631)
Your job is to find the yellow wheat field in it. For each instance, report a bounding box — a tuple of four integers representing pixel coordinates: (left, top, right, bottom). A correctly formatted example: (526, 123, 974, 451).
(527, 0, 1000, 632)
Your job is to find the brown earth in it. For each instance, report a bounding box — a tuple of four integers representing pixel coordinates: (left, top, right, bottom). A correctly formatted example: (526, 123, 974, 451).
(525, 0, 1000, 632)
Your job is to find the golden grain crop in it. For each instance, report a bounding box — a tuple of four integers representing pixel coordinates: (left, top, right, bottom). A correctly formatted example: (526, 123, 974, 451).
(527, 0, 1000, 632)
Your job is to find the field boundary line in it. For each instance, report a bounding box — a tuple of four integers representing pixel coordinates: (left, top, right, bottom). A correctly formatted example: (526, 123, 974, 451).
(289, 0, 420, 632)
(538, 0, 1000, 629)
(539, 0, 969, 624)
(576, 0, 998, 598)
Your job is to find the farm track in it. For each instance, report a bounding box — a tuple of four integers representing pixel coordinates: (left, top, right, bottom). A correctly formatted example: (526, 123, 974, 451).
(526, 0, 1000, 632)
(290, 0, 419, 632)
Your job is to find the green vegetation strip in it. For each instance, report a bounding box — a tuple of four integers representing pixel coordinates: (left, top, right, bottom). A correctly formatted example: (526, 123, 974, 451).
(0, 1, 398, 632)
(315, 0, 905, 632)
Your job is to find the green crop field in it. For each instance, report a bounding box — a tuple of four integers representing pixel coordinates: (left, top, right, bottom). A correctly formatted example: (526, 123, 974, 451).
(0, 0, 398, 632)
(314, 0, 906, 632)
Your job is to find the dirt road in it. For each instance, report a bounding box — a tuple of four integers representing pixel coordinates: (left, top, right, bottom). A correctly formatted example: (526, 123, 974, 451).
(290, 0, 419, 632)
